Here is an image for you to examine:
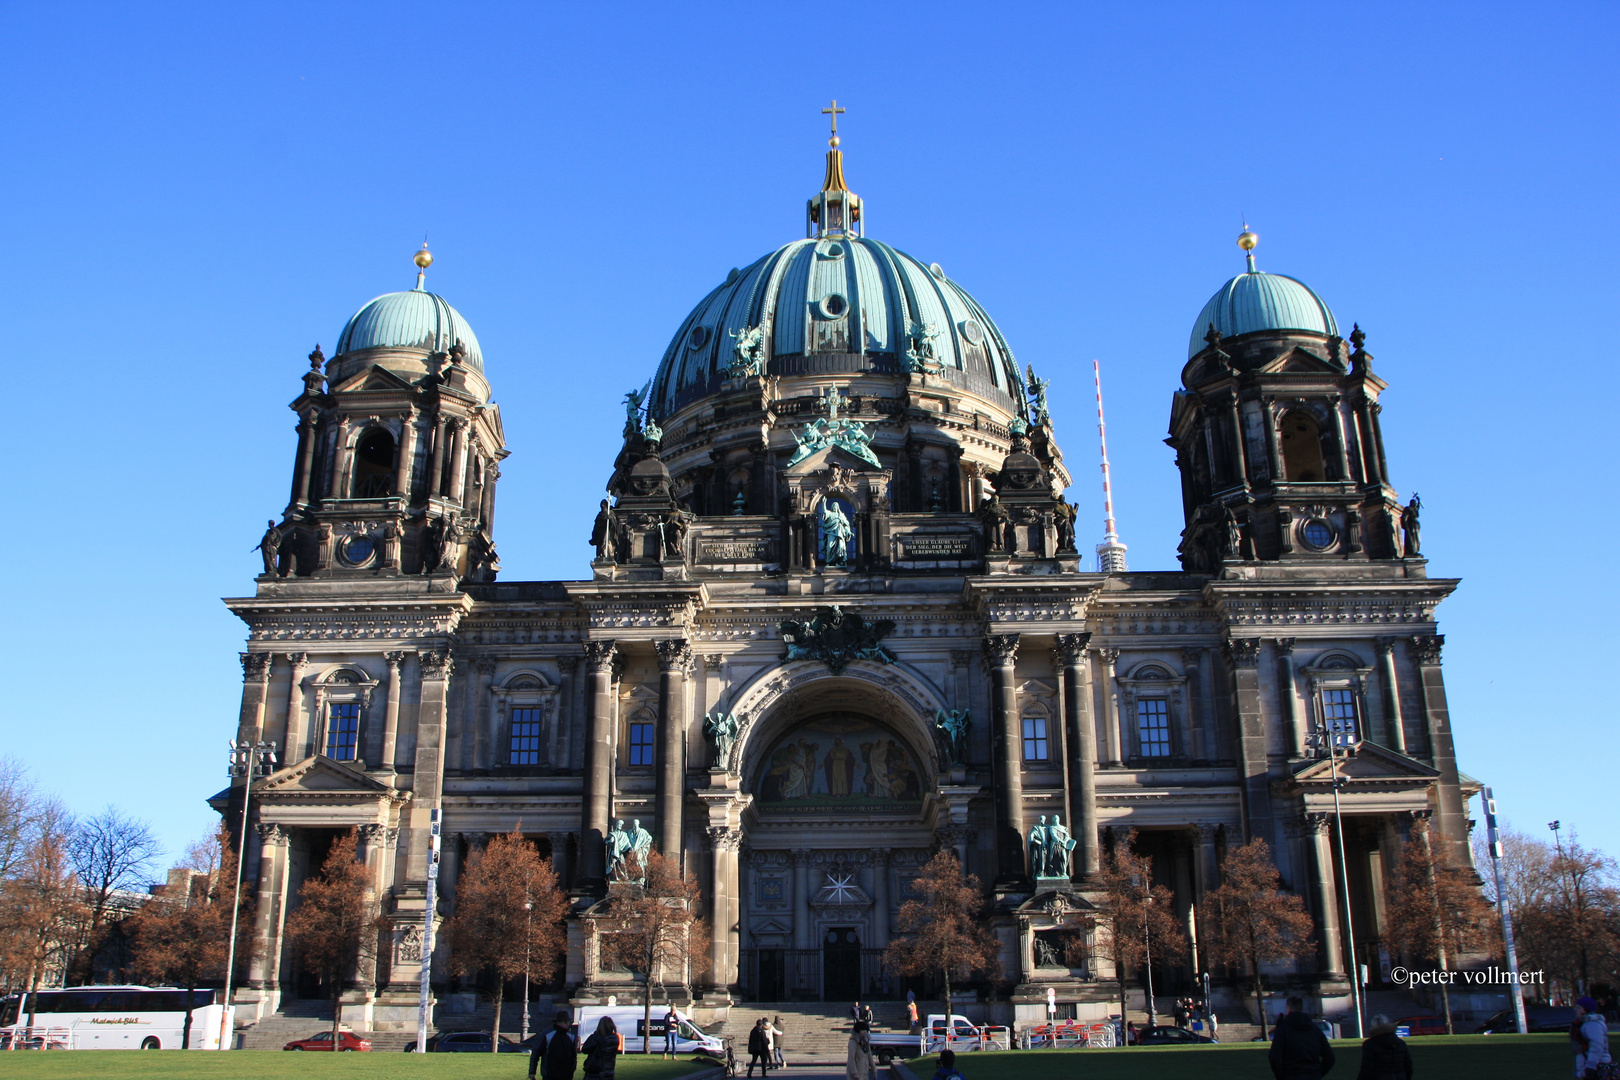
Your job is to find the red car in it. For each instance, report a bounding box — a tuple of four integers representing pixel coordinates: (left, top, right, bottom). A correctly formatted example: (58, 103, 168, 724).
(284, 1030, 372, 1051)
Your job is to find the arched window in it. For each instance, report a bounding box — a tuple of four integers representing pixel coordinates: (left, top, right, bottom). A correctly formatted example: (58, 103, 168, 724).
(1279, 411, 1326, 482)
(352, 428, 396, 498)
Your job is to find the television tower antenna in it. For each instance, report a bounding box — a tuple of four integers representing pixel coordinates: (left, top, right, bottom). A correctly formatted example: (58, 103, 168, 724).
(1094, 359, 1128, 573)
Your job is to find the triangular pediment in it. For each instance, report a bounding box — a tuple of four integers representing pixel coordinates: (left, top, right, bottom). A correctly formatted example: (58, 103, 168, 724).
(255, 755, 403, 800)
(332, 364, 416, 394)
(781, 443, 883, 476)
(749, 917, 794, 937)
(1263, 347, 1338, 374)
(1289, 741, 1440, 783)
(1015, 888, 1096, 915)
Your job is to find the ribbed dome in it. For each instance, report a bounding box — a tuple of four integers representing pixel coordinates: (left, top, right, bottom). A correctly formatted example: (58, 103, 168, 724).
(1188, 270, 1338, 359)
(336, 287, 483, 370)
(649, 237, 1025, 419)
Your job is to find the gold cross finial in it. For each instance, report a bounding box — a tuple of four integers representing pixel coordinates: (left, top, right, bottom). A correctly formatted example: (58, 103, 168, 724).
(821, 99, 846, 146)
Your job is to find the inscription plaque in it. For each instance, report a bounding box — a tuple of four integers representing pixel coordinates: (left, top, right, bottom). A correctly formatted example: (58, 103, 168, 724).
(700, 540, 775, 562)
(896, 535, 975, 559)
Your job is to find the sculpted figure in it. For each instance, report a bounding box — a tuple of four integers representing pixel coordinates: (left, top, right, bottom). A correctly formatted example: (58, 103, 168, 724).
(1402, 494, 1422, 557)
(703, 711, 738, 768)
(979, 495, 1010, 551)
(1222, 504, 1243, 559)
(607, 819, 633, 882)
(419, 517, 445, 575)
(933, 709, 971, 766)
(1044, 814, 1076, 878)
(630, 819, 653, 868)
(1054, 496, 1077, 551)
(623, 381, 650, 421)
(1028, 815, 1050, 877)
(254, 519, 283, 577)
(590, 500, 618, 561)
(818, 500, 853, 566)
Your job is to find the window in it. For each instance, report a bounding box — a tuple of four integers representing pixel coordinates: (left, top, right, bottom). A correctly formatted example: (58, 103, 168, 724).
(351, 428, 396, 498)
(1279, 411, 1326, 482)
(1137, 698, 1171, 757)
(1322, 687, 1359, 741)
(509, 707, 544, 765)
(326, 702, 360, 760)
(628, 722, 656, 766)
(1022, 715, 1049, 761)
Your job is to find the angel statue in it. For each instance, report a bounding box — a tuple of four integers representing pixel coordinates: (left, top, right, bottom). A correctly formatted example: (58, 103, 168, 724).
(703, 711, 738, 768)
(1026, 365, 1051, 427)
(623, 381, 650, 422)
(934, 708, 971, 766)
(729, 324, 765, 376)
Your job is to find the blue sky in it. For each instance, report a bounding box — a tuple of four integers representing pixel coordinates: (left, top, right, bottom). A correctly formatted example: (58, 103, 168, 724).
(1, 1, 1615, 871)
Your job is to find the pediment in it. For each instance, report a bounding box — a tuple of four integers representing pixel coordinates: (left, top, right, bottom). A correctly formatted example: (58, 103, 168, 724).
(749, 917, 794, 937)
(255, 755, 405, 801)
(780, 443, 883, 476)
(1289, 741, 1440, 783)
(1263, 347, 1338, 375)
(1015, 888, 1096, 916)
(332, 364, 416, 394)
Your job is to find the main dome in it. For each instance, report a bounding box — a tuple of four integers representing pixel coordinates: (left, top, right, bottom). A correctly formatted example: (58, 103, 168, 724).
(336, 286, 483, 370)
(648, 236, 1025, 420)
(1188, 269, 1338, 359)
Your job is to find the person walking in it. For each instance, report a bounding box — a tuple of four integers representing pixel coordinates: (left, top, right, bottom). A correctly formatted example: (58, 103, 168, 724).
(530, 1011, 578, 1080)
(746, 1017, 772, 1078)
(931, 1048, 965, 1080)
(847, 1020, 875, 1080)
(1572, 996, 1612, 1079)
(582, 1017, 620, 1080)
(663, 1006, 679, 1060)
(1355, 1022, 1412, 1080)
(907, 997, 920, 1035)
(770, 1015, 787, 1068)
(1269, 997, 1335, 1080)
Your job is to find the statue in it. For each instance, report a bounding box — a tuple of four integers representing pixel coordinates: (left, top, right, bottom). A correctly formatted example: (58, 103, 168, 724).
(439, 515, 462, 571)
(590, 500, 618, 562)
(1034, 938, 1061, 968)
(1028, 815, 1050, 877)
(1026, 365, 1051, 427)
(419, 517, 446, 574)
(1054, 496, 1077, 552)
(905, 320, 941, 373)
(253, 520, 283, 577)
(1401, 494, 1422, 557)
(703, 711, 738, 768)
(658, 510, 688, 561)
(623, 381, 650, 422)
(607, 818, 644, 883)
(979, 494, 1010, 551)
(933, 709, 971, 767)
(818, 500, 854, 566)
(1222, 504, 1243, 559)
(728, 324, 765, 377)
(630, 819, 653, 867)
(778, 605, 897, 674)
(1044, 814, 1076, 878)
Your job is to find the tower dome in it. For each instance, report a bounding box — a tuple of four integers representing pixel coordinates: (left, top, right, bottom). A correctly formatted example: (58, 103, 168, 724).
(335, 285, 483, 369)
(1187, 232, 1338, 359)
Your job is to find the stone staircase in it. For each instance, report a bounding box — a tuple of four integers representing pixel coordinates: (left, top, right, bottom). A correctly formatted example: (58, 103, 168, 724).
(716, 1002, 883, 1064)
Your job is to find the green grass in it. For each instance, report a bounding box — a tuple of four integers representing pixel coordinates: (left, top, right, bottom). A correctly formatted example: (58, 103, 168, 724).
(0, 1050, 713, 1080)
(907, 1034, 1573, 1080)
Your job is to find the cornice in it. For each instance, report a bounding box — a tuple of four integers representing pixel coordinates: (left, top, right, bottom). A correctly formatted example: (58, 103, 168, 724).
(224, 593, 472, 642)
(1203, 578, 1458, 629)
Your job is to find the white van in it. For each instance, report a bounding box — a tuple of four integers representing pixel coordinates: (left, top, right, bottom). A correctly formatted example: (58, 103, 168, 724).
(574, 1006, 725, 1057)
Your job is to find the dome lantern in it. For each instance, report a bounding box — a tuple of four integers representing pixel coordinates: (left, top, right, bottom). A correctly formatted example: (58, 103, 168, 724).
(807, 99, 863, 240)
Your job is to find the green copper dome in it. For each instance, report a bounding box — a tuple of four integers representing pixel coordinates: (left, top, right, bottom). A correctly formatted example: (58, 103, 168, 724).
(335, 286, 483, 370)
(1188, 269, 1338, 359)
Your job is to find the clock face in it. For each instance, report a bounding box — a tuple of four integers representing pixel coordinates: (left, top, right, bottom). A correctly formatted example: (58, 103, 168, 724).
(1301, 519, 1335, 550)
(342, 536, 376, 565)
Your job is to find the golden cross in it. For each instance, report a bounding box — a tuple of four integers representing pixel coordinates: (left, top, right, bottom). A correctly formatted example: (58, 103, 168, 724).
(821, 99, 845, 137)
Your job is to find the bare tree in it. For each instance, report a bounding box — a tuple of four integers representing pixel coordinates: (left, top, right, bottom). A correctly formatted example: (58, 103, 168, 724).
(445, 829, 568, 1051)
(593, 850, 709, 1052)
(0, 757, 40, 884)
(282, 829, 381, 1044)
(1089, 831, 1186, 1039)
(125, 822, 252, 1048)
(0, 799, 80, 1019)
(1199, 837, 1315, 1039)
(1384, 818, 1495, 1033)
(882, 850, 1000, 1023)
(67, 805, 162, 982)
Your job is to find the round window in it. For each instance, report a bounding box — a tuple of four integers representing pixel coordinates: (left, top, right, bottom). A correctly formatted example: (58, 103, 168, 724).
(929, 262, 946, 280)
(341, 535, 376, 566)
(818, 294, 848, 318)
(822, 242, 845, 259)
(1300, 519, 1335, 550)
(687, 326, 710, 350)
(960, 319, 985, 345)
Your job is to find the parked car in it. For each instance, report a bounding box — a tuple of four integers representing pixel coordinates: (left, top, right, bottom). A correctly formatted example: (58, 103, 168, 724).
(284, 1030, 371, 1051)
(404, 1030, 526, 1052)
(1134, 1024, 1217, 1045)
(1476, 1007, 1576, 1034)
(572, 1006, 725, 1056)
(1394, 1016, 1449, 1036)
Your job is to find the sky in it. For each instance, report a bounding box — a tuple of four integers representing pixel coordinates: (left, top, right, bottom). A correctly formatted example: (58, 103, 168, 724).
(1, 1, 1616, 874)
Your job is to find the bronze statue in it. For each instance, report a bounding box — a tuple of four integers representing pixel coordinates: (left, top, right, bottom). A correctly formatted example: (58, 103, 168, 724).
(419, 516, 445, 574)
(253, 520, 283, 577)
(1054, 495, 1077, 552)
(979, 494, 1010, 551)
(1222, 504, 1243, 559)
(1401, 494, 1422, 557)
(590, 500, 618, 562)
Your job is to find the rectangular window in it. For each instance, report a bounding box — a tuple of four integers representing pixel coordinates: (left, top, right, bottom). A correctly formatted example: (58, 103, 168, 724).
(628, 722, 656, 767)
(1322, 687, 1359, 742)
(1022, 715, 1049, 761)
(1137, 698, 1171, 757)
(509, 707, 544, 766)
(325, 703, 360, 761)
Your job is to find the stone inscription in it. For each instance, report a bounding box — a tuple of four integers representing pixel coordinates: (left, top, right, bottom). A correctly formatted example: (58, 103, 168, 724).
(897, 535, 975, 558)
(700, 540, 775, 562)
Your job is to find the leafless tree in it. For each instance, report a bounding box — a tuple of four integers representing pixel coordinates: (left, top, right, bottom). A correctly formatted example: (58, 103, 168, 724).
(882, 850, 1000, 1024)
(0, 799, 80, 1014)
(67, 805, 162, 982)
(1198, 837, 1315, 1039)
(1089, 831, 1187, 1038)
(593, 850, 709, 1051)
(282, 830, 382, 1044)
(1384, 818, 1495, 1032)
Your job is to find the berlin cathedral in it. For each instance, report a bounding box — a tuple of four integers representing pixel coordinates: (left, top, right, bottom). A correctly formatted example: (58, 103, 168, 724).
(217, 115, 1473, 1034)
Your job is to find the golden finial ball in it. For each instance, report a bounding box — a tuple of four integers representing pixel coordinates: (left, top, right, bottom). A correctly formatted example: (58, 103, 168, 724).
(414, 245, 434, 269)
(1237, 229, 1258, 251)
(829, 135, 840, 148)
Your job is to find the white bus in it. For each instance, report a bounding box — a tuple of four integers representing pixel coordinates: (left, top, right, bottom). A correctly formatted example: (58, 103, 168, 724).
(0, 985, 233, 1050)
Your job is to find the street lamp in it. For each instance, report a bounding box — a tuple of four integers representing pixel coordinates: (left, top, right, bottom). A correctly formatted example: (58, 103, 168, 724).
(1549, 820, 1587, 994)
(1308, 721, 1366, 1039)
(521, 897, 534, 1043)
(219, 739, 277, 1051)
(1133, 874, 1157, 1031)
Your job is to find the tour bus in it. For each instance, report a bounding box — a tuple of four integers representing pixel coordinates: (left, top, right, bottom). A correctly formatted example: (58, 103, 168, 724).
(0, 985, 233, 1050)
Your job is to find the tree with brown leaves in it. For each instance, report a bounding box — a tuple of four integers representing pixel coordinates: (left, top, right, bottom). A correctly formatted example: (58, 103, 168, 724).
(593, 850, 708, 1052)
(445, 829, 569, 1051)
(0, 799, 80, 1016)
(282, 829, 381, 1044)
(1089, 831, 1186, 1037)
(882, 851, 1000, 1023)
(1199, 837, 1314, 1040)
(125, 823, 252, 1048)
(1385, 819, 1497, 1031)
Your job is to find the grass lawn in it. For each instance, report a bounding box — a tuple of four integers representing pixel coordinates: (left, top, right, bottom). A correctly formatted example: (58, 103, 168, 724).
(906, 1034, 1573, 1080)
(0, 1050, 713, 1080)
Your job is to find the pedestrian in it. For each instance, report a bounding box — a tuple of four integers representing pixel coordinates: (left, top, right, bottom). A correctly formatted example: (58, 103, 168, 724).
(851, 1001, 864, 1024)
(931, 1048, 965, 1080)
(664, 1006, 679, 1060)
(1355, 1022, 1412, 1080)
(1174, 999, 1189, 1030)
(530, 1010, 578, 1080)
(1268, 996, 1335, 1080)
(1572, 996, 1612, 1079)
(847, 1020, 875, 1080)
(908, 998, 921, 1035)
(771, 1015, 787, 1068)
(582, 1017, 620, 1080)
(747, 1017, 772, 1078)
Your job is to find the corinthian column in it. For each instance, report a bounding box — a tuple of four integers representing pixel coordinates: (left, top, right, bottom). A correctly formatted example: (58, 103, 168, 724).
(237, 652, 273, 746)
(985, 633, 1026, 886)
(380, 651, 406, 771)
(579, 640, 618, 886)
(707, 826, 740, 996)
(283, 653, 309, 763)
(655, 639, 692, 859)
(1305, 813, 1345, 976)
(1375, 637, 1407, 753)
(1055, 633, 1097, 878)
(1410, 634, 1468, 864)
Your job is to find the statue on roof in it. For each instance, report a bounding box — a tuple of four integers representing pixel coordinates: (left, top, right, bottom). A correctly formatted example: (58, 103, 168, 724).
(905, 320, 941, 373)
(729, 324, 766, 377)
(1026, 365, 1051, 427)
(623, 381, 650, 422)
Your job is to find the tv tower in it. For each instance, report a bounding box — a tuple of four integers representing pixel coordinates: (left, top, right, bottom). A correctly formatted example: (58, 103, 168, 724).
(1093, 359, 1128, 573)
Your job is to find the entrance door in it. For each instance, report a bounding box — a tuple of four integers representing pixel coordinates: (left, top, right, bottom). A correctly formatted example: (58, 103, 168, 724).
(823, 927, 861, 1000)
(758, 949, 785, 1001)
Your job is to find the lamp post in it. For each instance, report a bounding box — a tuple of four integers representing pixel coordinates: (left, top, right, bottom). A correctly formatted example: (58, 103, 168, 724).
(1482, 789, 1527, 1033)
(219, 740, 277, 1051)
(521, 896, 533, 1043)
(1549, 820, 1587, 994)
(1133, 874, 1157, 1031)
(1309, 721, 1366, 1039)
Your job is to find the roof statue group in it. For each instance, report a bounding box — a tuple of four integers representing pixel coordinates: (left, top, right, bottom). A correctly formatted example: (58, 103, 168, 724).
(606, 818, 654, 884)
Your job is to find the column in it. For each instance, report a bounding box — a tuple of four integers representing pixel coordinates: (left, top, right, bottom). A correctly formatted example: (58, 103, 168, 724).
(291, 410, 319, 508)
(1226, 395, 1249, 487)
(481, 465, 500, 531)
(1410, 635, 1468, 863)
(447, 419, 470, 505)
(380, 652, 406, 771)
(1329, 395, 1354, 482)
(1368, 402, 1392, 488)
(354, 824, 387, 991)
(283, 653, 309, 763)
(1275, 638, 1305, 758)
(554, 657, 578, 769)
(1261, 398, 1282, 484)
(791, 849, 812, 951)
(1305, 814, 1345, 975)
(871, 850, 890, 947)
(578, 640, 617, 886)
(655, 639, 692, 859)
(328, 415, 353, 499)
(428, 413, 448, 496)
(1375, 638, 1407, 753)
(471, 657, 497, 770)
(237, 652, 273, 745)
(708, 826, 740, 994)
(1056, 633, 1097, 878)
(548, 831, 572, 891)
(247, 823, 289, 992)
(1224, 638, 1274, 844)
(1097, 648, 1123, 765)
(1181, 649, 1207, 761)
(1194, 824, 1220, 901)
(393, 409, 419, 500)
(405, 650, 454, 882)
(985, 633, 1025, 884)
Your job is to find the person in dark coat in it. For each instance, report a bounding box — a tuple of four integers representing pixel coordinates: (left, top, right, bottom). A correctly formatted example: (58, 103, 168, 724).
(532, 1011, 578, 1080)
(1270, 997, 1336, 1080)
(1356, 1022, 1412, 1080)
(581, 1017, 619, 1080)
(747, 1017, 772, 1077)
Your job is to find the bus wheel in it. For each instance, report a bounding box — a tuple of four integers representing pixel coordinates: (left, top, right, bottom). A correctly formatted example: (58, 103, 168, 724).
(141, 1038, 161, 1050)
